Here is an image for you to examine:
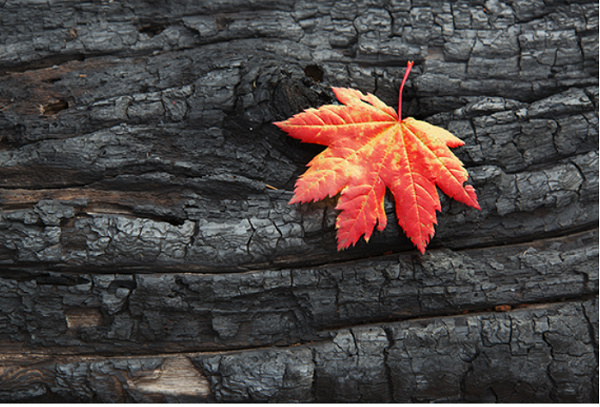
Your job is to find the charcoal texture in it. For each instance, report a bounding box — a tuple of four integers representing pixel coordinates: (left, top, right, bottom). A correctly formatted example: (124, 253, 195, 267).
(0, 0, 597, 402)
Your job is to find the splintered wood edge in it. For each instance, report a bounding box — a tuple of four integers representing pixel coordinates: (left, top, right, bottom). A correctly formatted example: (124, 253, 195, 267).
(127, 356, 211, 398)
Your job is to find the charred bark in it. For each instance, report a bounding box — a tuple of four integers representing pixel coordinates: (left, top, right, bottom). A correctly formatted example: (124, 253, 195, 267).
(0, 0, 597, 402)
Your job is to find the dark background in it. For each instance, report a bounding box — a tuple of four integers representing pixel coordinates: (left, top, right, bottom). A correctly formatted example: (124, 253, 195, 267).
(0, 0, 597, 402)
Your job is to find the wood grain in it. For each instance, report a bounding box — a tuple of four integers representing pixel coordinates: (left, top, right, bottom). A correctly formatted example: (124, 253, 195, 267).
(0, 0, 597, 402)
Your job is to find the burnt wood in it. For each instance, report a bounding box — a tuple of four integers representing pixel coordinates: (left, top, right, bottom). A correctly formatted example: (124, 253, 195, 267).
(0, 0, 597, 402)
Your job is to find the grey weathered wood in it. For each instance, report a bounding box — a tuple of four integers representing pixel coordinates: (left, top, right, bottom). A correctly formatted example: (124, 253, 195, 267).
(0, 299, 596, 402)
(0, 0, 597, 402)
(0, 230, 597, 354)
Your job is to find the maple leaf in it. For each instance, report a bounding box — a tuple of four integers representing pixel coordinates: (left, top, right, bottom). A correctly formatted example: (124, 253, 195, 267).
(274, 61, 480, 254)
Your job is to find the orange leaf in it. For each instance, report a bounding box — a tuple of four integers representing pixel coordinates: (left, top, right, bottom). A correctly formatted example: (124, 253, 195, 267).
(274, 62, 480, 253)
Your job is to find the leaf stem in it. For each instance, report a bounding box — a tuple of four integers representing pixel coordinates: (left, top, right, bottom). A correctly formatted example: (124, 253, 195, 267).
(398, 61, 414, 123)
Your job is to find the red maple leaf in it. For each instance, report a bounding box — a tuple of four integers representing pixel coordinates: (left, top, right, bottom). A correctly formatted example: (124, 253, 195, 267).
(274, 62, 480, 254)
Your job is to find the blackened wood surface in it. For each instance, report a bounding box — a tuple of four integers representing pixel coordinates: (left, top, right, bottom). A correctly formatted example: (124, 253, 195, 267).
(0, 0, 598, 402)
